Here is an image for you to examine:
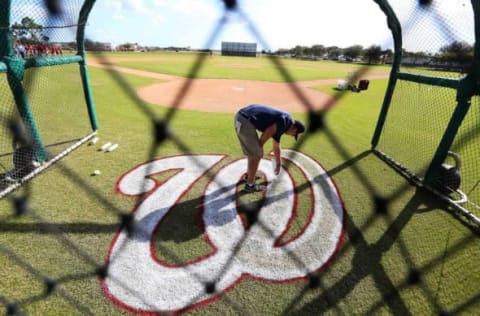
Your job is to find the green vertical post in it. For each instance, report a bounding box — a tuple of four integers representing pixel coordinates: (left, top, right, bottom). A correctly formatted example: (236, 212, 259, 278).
(0, 1, 48, 161)
(0, 3, 13, 57)
(77, 0, 98, 131)
(371, 0, 403, 148)
(423, 0, 480, 184)
(423, 79, 475, 184)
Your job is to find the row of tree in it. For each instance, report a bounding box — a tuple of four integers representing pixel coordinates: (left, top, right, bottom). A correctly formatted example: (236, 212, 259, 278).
(11, 17, 49, 43)
(273, 41, 474, 65)
(10, 16, 475, 67)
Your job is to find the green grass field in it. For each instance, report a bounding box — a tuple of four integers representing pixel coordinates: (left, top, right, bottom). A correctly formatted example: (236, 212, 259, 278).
(0, 52, 479, 315)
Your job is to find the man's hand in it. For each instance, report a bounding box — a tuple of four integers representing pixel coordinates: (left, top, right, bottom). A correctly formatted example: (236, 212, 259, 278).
(272, 140, 282, 175)
(261, 124, 282, 174)
(272, 159, 281, 175)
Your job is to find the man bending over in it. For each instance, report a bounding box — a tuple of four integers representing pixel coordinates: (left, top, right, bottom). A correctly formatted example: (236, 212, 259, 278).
(234, 104, 305, 193)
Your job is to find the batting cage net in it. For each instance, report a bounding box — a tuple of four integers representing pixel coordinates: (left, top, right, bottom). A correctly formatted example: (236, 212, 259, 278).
(0, 0, 97, 197)
(0, 0, 479, 315)
(372, 0, 480, 224)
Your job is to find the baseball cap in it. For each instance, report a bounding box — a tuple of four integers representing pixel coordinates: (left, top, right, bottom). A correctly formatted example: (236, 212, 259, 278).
(293, 120, 305, 140)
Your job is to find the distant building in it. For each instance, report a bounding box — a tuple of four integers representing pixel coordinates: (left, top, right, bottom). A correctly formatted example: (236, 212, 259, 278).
(221, 41, 257, 57)
(106, 43, 116, 52)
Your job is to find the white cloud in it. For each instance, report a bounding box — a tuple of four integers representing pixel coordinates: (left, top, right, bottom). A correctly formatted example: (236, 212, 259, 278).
(86, 0, 475, 52)
(113, 13, 128, 22)
(108, 0, 167, 26)
(105, 0, 123, 11)
(152, 0, 220, 18)
(217, 0, 392, 50)
(123, 0, 149, 14)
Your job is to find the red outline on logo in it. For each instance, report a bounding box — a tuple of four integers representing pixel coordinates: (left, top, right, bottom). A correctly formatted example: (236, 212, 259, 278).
(100, 153, 346, 315)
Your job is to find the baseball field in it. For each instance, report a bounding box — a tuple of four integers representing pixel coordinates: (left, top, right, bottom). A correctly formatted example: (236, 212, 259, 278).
(0, 51, 479, 315)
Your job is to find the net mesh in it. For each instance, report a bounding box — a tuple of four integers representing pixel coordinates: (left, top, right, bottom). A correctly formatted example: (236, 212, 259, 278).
(393, 0, 474, 77)
(374, 0, 479, 221)
(10, 0, 82, 46)
(450, 95, 480, 212)
(0, 0, 95, 190)
(376, 80, 457, 178)
(0, 0, 479, 315)
(0, 72, 18, 167)
(23, 65, 93, 154)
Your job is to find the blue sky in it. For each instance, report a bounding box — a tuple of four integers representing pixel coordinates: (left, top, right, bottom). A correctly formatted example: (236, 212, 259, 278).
(84, 0, 474, 52)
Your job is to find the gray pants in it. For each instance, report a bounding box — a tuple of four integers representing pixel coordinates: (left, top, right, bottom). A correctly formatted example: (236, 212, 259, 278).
(234, 113, 262, 157)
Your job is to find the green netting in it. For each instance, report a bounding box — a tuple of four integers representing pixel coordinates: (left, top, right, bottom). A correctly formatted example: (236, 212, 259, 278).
(372, 0, 479, 224)
(376, 80, 458, 179)
(10, 0, 83, 46)
(392, 0, 475, 78)
(0, 0, 97, 195)
(450, 95, 480, 213)
(23, 64, 94, 157)
(0, 70, 19, 172)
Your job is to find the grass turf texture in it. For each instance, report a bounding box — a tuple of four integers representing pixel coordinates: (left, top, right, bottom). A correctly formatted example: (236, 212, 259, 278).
(90, 51, 391, 81)
(0, 52, 478, 315)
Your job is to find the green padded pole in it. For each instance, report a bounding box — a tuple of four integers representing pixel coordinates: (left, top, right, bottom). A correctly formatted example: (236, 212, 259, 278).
(424, 0, 480, 185)
(470, 0, 480, 82)
(370, 0, 402, 148)
(0, 3, 13, 57)
(0, 1, 48, 162)
(77, 0, 98, 131)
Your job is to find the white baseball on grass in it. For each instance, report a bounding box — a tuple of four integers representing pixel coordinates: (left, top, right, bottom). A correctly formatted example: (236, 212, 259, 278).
(90, 136, 99, 145)
(93, 170, 101, 175)
(100, 142, 112, 151)
(107, 143, 119, 152)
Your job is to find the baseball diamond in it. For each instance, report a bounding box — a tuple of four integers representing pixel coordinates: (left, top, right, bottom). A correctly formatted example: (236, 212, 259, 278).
(87, 57, 389, 113)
